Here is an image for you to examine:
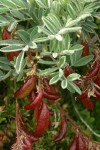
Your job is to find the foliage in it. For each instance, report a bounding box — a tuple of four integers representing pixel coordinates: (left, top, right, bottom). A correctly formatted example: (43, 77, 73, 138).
(0, 0, 100, 149)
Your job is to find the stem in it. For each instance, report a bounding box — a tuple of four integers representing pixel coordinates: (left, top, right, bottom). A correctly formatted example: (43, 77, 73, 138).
(56, 102, 78, 129)
(27, 48, 34, 66)
(71, 96, 100, 138)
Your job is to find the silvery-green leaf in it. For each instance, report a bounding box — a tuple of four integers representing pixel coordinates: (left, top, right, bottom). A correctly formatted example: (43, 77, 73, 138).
(12, 0, 27, 8)
(40, 52, 51, 56)
(22, 45, 29, 52)
(64, 34, 70, 50)
(30, 27, 40, 41)
(67, 73, 81, 81)
(38, 59, 56, 65)
(52, 53, 58, 58)
(49, 74, 60, 85)
(70, 44, 83, 51)
(70, 50, 82, 66)
(61, 50, 74, 55)
(28, 41, 37, 49)
(0, 70, 12, 81)
(15, 51, 25, 74)
(68, 81, 81, 94)
(58, 56, 66, 68)
(0, 22, 10, 26)
(0, 0, 17, 9)
(34, 37, 49, 43)
(0, 40, 24, 46)
(61, 79, 68, 89)
(0, 62, 11, 71)
(67, 82, 75, 93)
(0, 45, 22, 52)
(59, 27, 82, 35)
(0, 57, 11, 65)
(59, 69, 63, 78)
(0, 70, 4, 76)
(55, 34, 63, 41)
(39, 67, 58, 75)
(11, 10, 25, 20)
(0, 7, 9, 14)
(18, 30, 30, 44)
(8, 21, 18, 32)
(42, 16, 57, 34)
(73, 55, 94, 67)
(17, 70, 23, 82)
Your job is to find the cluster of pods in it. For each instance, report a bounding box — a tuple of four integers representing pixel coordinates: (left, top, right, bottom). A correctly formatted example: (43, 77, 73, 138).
(14, 75, 68, 149)
(68, 132, 100, 150)
(2, 27, 19, 61)
(77, 58, 100, 110)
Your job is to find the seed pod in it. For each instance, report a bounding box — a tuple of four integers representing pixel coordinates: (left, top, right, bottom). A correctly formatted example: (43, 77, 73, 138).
(29, 90, 36, 102)
(23, 138, 32, 150)
(2, 27, 12, 40)
(54, 115, 67, 143)
(20, 123, 38, 142)
(77, 91, 88, 100)
(68, 134, 78, 150)
(33, 102, 50, 137)
(43, 78, 57, 95)
(34, 102, 43, 122)
(81, 41, 90, 57)
(15, 76, 36, 99)
(86, 59, 100, 79)
(34, 107, 40, 122)
(22, 144, 27, 150)
(24, 89, 43, 110)
(2, 27, 19, 61)
(77, 91, 94, 109)
(78, 135, 87, 150)
(43, 89, 61, 100)
(64, 65, 73, 78)
(94, 76, 100, 86)
(81, 97, 94, 110)
(6, 51, 19, 61)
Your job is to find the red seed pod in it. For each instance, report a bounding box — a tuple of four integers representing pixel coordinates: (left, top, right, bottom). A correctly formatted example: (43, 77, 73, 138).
(81, 97, 94, 110)
(43, 89, 61, 100)
(77, 91, 88, 100)
(22, 144, 27, 150)
(86, 59, 100, 79)
(43, 78, 57, 95)
(77, 135, 87, 150)
(54, 115, 67, 143)
(2, 27, 12, 40)
(33, 102, 50, 137)
(15, 76, 36, 99)
(20, 122, 38, 142)
(2, 27, 19, 61)
(34, 102, 43, 122)
(34, 107, 40, 122)
(81, 41, 90, 57)
(64, 65, 73, 78)
(68, 134, 78, 150)
(29, 90, 36, 102)
(6, 51, 19, 61)
(24, 89, 43, 110)
(23, 138, 32, 150)
(94, 75, 100, 86)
